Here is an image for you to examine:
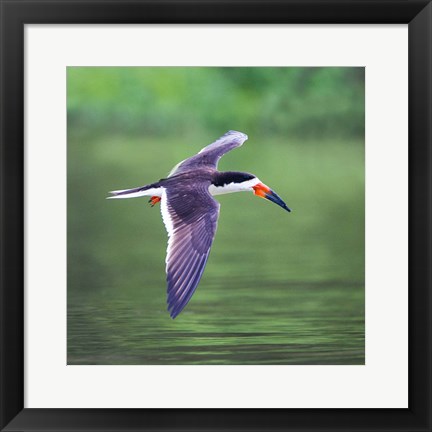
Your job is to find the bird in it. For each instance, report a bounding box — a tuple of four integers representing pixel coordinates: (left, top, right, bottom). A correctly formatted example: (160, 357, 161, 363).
(108, 130, 291, 318)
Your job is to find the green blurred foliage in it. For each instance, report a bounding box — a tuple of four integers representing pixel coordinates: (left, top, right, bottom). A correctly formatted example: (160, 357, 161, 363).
(68, 67, 364, 140)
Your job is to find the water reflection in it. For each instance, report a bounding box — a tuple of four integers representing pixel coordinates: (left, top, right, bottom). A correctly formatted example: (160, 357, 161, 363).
(68, 281, 364, 365)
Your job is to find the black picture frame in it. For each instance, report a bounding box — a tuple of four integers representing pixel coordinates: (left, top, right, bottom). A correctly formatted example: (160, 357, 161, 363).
(1, 1, 431, 431)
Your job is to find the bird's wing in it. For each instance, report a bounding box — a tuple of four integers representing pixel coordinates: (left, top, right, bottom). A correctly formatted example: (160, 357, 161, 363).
(160, 183, 220, 318)
(168, 130, 248, 176)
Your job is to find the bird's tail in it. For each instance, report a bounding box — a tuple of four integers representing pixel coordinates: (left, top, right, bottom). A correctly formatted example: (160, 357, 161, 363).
(107, 183, 160, 199)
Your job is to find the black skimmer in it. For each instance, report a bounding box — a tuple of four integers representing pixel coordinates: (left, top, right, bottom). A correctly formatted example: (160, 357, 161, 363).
(108, 131, 291, 318)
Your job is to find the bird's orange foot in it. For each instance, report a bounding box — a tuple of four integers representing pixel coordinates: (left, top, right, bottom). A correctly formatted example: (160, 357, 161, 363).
(149, 196, 161, 207)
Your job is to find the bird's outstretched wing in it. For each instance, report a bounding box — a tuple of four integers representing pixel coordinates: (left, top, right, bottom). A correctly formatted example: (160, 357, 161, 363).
(168, 130, 248, 177)
(160, 183, 220, 318)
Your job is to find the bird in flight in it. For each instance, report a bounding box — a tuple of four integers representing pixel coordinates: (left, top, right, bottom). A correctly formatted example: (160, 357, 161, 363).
(108, 131, 291, 318)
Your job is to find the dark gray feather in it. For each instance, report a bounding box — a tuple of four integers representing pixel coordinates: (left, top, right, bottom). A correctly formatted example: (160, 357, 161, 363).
(169, 130, 248, 176)
(162, 182, 220, 318)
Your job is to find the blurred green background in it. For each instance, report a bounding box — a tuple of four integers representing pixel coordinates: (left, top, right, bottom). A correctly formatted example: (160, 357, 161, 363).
(67, 67, 365, 365)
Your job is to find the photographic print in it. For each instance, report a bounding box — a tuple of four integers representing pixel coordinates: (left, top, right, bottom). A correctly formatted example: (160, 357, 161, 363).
(67, 67, 365, 365)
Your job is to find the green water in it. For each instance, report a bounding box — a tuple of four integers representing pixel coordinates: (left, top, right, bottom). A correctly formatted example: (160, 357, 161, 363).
(67, 136, 364, 365)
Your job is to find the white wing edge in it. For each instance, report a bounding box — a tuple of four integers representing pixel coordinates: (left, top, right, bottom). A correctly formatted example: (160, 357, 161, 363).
(167, 159, 186, 177)
(160, 188, 176, 269)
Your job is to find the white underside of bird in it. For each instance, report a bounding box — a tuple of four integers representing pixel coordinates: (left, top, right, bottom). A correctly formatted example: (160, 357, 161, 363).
(108, 177, 261, 199)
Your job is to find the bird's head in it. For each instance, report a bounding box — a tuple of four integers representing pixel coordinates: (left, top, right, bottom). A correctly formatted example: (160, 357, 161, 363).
(219, 172, 291, 212)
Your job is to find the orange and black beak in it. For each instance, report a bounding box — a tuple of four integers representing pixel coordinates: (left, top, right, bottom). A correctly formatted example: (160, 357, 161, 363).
(253, 183, 291, 212)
